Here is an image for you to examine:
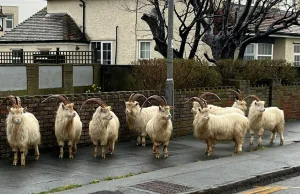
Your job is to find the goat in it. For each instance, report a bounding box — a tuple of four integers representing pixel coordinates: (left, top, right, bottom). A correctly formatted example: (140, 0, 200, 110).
(42, 95, 82, 159)
(246, 95, 285, 146)
(81, 98, 119, 159)
(125, 93, 159, 146)
(142, 95, 173, 159)
(229, 89, 248, 113)
(187, 97, 248, 156)
(1, 96, 41, 165)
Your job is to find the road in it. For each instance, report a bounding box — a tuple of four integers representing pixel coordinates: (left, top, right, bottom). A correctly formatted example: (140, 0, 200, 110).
(239, 175, 300, 194)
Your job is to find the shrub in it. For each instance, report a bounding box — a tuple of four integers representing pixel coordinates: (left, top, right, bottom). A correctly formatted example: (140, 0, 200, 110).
(132, 59, 222, 90)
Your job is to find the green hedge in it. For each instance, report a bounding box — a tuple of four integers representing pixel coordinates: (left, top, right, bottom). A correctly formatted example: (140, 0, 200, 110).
(131, 59, 300, 90)
(132, 59, 222, 90)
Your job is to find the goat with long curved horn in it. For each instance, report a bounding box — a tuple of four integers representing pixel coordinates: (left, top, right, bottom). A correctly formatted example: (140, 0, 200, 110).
(145, 95, 173, 159)
(4, 95, 41, 165)
(125, 93, 160, 147)
(83, 98, 120, 159)
(42, 94, 82, 159)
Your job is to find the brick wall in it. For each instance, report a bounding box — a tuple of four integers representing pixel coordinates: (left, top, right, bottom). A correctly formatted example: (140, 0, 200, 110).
(0, 80, 299, 158)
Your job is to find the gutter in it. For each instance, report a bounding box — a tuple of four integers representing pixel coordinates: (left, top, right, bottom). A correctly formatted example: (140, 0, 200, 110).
(79, 0, 86, 41)
(0, 39, 90, 44)
(115, 26, 118, 64)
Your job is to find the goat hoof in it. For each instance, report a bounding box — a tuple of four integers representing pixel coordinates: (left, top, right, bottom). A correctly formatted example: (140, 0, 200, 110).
(69, 155, 74, 159)
(35, 155, 40, 160)
(250, 142, 253, 145)
(93, 155, 97, 158)
(164, 154, 168, 158)
(21, 160, 25, 166)
(13, 160, 17, 165)
(142, 143, 146, 147)
(280, 142, 283, 146)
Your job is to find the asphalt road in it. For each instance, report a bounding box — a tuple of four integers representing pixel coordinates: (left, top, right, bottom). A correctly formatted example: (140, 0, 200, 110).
(0, 121, 299, 194)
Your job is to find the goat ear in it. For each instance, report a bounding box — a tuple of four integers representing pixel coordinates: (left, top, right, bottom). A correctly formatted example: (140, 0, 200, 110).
(205, 116, 210, 120)
(23, 107, 27, 113)
(159, 106, 163, 112)
(62, 104, 65, 109)
(135, 102, 139, 106)
(198, 108, 201, 112)
(7, 106, 11, 112)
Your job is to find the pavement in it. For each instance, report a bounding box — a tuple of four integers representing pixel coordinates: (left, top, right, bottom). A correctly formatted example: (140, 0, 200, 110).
(0, 121, 300, 194)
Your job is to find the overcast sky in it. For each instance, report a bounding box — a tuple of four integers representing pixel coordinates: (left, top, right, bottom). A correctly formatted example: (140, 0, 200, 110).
(0, 0, 47, 23)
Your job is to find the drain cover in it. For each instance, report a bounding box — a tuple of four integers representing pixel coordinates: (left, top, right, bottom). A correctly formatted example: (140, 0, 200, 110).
(90, 191, 123, 194)
(133, 180, 193, 194)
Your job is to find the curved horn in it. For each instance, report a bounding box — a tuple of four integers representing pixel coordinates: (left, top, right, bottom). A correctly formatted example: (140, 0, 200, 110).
(0, 95, 22, 108)
(243, 95, 261, 102)
(228, 89, 242, 100)
(80, 98, 106, 110)
(42, 94, 70, 105)
(128, 93, 135, 102)
(185, 97, 205, 109)
(140, 95, 166, 112)
(199, 92, 221, 101)
(129, 93, 147, 102)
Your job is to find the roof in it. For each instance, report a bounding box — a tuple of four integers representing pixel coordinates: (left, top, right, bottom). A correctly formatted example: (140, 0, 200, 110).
(0, 7, 87, 43)
(234, 4, 300, 37)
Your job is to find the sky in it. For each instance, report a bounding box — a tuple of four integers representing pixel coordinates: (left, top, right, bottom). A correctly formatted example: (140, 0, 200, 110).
(0, 0, 47, 23)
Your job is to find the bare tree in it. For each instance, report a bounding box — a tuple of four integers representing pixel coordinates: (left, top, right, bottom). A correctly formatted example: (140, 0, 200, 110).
(137, 0, 300, 60)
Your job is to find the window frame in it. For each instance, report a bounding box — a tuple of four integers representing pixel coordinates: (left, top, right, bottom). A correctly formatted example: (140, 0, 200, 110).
(244, 43, 273, 60)
(11, 49, 23, 64)
(138, 40, 152, 60)
(90, 41, 114, 65)
(294, 44, 300, 66)
(5, 14, 13, 31)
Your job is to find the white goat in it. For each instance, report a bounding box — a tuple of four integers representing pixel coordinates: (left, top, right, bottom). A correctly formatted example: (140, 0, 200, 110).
(1, 96, 41, 165)
(246, 95, 285, 146)
(81, 98, 119, 159)
(188, 97, 248, 156)
(125, 93, 159, 146)
(142, 95, 173, 159)
(229, 89, 248, 113)
(42, 95, 82, 159)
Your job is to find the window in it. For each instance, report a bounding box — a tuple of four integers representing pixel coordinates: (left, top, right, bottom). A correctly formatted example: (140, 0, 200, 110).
(5, 14, 13, 31)
(91, 41, 113, 64)
(139, 41, 151, 59)
(12, 50, 23, 63)
(244, 43, 273, 60)
(294, 45, 300, 66)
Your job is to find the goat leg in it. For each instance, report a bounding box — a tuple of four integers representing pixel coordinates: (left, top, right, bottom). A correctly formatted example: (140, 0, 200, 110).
(163, 144, 168, 158)
(35, 145, 40, 160)
(101, 145, 106, 159)
(68, 145, 73, 159)
(13, 150, 18, 165)
(20, 151, 25, 166)
(93, 144, 98, 158)
(59, 146, 64, 159)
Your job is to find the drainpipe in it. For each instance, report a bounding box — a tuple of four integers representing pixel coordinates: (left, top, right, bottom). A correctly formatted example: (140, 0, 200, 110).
(79, 0, 86, 41)
(115, 26, 118, 65)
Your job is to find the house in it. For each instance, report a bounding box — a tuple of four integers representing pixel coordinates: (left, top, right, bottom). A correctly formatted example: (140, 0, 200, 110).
(0, 0, 300, 65)
(0, 5, 18, 37)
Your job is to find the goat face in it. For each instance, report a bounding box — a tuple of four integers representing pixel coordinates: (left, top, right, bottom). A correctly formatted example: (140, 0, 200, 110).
(125, 101, 139, 115)
(252, 101, 265, 113)
(8, 107, 25, 124)
(191, 101, 201, 115)
(158, 106, 171, 120)
(234, 99, 248, 112)
(98, 106, 113, 120)
(196, 107, 212, 123)
(61, 103, 76, 120)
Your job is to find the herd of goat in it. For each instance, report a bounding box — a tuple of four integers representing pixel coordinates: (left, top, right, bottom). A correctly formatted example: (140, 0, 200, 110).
(0, 89, 285, 165)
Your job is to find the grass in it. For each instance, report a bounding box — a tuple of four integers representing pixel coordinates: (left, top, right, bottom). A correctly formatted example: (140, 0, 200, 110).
(38, 184, 82, 194)
(257, 146, 267, 151)
(37, 171, 148, 194)
(90, 180, 100, 184)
